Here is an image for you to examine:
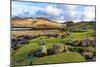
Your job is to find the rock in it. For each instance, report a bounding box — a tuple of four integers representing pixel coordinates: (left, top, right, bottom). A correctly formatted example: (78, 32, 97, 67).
(74, 40, 82, 46)
(63, 45, 68, 52)
(47, 48, 54, 55)
(33, 45, 47, 57)
(82, 39, 90, 46)
(23, 35, 32, 40)
(65, 40, 74, 45)
(21, 40, 29, 44)
(52, 43, 65, 54)
(47, 44, 68, 55)
(82, 51, 94, 59)
(82, 38, 96, 47)
(90, 39, 96, 46)
(12, 38, 16, 42)
(12, 42, 17, 49)
(53, 34, 58, 38)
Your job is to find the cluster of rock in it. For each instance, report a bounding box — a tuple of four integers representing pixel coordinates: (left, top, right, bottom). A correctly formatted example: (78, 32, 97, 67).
(33, 43, 68, 57)
(82, 51, 94, 59)
(12, 35, 40, 49)
(82, 38, 96, 47)
(65, 37, 96, 60)
(11, 33, 68, 50)
(65, 37, 96, 47)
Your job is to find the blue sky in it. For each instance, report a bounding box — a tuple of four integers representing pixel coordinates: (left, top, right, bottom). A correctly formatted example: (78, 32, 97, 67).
(12, 1, 95, 22)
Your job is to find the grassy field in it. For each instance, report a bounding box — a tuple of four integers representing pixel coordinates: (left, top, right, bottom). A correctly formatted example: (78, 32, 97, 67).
(11, 21, 95, 65)
(32, 51, 85, 64)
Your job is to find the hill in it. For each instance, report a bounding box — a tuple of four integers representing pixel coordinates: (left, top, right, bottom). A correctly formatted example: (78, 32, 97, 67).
(11, 17, 63, 28)
(63, 21, 95, 32)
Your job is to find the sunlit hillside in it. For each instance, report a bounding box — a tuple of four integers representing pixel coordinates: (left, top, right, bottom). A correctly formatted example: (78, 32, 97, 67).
(11, 18, 63, 28)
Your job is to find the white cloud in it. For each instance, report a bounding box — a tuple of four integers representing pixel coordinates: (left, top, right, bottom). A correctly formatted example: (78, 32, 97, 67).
(45, 5, 62, 16)
(73, 19, 81, 23)
(12, 1, 44, 17)
(65, 5, 79, 10)
(83, 6, 95, 21)
(69, 11, 76, 17)
(66, 10, 77, 21)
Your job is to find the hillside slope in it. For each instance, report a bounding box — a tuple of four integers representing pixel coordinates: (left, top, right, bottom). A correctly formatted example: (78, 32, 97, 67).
(64, 22, 95, 32)
(11, 18, 63, 28)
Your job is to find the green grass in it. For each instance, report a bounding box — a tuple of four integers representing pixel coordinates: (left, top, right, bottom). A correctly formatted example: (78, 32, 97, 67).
(12, 29, 95, 58)
(30, 36, 68, 43)
(32, 51, 85, 64)
(85, 46, 96, 54)
(69, 29, 95, 40)
(11, 29, 95, 66)
(13, 43, 40, 59)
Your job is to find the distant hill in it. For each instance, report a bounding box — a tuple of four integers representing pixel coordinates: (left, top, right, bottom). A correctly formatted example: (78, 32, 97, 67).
(11, 17, 63, 28)
(63, 21, 95, 32)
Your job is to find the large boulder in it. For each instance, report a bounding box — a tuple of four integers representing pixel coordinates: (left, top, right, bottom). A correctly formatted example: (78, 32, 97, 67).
(47, 44, 68, 55)
(52, 43, 64, 54)
(33, 45, 47, 57)
(82, 51, 94, 59)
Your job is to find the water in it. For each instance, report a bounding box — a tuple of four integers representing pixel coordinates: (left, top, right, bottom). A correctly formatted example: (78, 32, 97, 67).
(11, 28, 32, 31)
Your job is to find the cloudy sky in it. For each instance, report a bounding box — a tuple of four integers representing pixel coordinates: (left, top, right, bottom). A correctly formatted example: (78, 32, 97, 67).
(12, 1, 95, 22)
